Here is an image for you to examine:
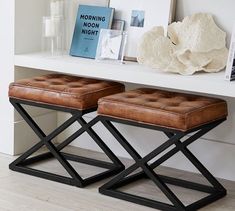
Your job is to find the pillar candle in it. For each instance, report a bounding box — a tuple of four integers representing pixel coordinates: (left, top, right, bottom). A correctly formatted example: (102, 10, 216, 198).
(44, 18, 56, 37)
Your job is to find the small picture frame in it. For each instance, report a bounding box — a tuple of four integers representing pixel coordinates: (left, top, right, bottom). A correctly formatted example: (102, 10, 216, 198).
(109, 0, 176, 61)
(130, 10, 145, 28)
(112, 19, 125, 31)
(95, 29, 127, 63)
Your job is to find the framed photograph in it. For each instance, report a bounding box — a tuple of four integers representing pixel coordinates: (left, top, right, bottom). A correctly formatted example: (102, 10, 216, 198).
(109, 0, 176, 61)
(96, 29, 127, 63)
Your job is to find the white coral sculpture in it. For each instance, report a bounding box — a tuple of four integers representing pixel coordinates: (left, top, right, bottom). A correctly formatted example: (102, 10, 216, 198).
(137, 13, 228, 75)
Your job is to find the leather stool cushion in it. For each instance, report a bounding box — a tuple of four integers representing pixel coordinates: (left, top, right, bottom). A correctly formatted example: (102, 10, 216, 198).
(9, 74, 125, 110)
(98, 88, 228, 131)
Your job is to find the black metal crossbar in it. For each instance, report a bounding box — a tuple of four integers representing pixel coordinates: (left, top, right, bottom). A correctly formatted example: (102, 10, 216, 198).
(9, 98, 124, 187)
(99, 116, 227, 211)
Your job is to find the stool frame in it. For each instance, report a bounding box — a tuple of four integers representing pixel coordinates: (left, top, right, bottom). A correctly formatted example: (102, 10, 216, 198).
(99, 116, 227, 211)
(9, 98, 124, 187)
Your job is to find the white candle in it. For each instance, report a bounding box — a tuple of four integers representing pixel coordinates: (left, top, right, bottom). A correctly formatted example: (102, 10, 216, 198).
(44, 18, 56, 37)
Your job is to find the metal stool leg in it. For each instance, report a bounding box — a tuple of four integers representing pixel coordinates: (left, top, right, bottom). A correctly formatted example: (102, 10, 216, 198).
(9, 98, 124, 187)
(99, 117, 227, 211)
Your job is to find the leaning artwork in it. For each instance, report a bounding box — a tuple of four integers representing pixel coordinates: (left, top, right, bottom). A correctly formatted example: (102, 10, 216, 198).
(109, 0, 175, 60)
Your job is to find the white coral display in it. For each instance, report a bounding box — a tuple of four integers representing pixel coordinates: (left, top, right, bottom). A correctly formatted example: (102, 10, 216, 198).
(137, 13, 228, 75)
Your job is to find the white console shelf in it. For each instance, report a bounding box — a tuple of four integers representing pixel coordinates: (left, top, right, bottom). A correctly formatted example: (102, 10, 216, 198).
(15, 52, 235, 98)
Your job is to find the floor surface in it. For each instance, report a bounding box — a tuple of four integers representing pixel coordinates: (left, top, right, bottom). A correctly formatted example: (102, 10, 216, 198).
(0, 147, 234, 211)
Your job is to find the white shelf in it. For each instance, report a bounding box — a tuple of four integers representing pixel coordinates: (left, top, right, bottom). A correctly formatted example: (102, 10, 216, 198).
(15, 52, 235, 98)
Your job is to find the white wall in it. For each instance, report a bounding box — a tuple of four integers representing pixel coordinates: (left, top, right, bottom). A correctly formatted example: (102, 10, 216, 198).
(15, 0, 48, 54)
(176, 0, 235, 44)
(0, 0, 15, 154)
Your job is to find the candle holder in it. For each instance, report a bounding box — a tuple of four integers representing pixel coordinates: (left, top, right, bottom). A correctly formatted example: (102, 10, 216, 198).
(42, 16, 65, 56)
(42, 0, 65, 56)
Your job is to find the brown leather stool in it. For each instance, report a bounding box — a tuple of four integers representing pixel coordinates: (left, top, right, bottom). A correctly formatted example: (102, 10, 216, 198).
(8, 74, 125, 187)
(98, 88, 228, 211)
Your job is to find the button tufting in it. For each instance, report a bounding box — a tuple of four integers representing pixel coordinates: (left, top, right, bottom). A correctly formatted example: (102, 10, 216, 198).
(146, 98, 158, 102)
(50, 82, 63, 85)
(34, 78, 45, 81)
(9, 74, 125, 110)
(98, 88, 228, 131)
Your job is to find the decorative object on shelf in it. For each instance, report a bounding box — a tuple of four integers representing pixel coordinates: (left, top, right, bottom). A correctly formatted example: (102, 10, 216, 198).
(109, 0, 176, 61)
(42, 0, 65, 56)
(225, 22, 235, 81)
(95, 29, 127, 63)
(42, 16, 65, 56)
(137, 13, 228, 75)
(70, 5, 114, 59)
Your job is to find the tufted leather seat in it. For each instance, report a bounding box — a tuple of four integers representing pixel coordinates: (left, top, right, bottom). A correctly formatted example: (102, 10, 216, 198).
(9, 74, 125, 110)
(98, 88, 228, 131)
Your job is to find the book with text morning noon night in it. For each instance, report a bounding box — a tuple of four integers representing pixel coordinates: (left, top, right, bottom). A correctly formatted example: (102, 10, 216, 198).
(70, 5, 114, 59)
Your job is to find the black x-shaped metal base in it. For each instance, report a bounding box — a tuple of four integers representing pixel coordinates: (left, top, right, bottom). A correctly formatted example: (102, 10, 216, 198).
(9, 98, 124, 187)
(99, 116, 227, 211)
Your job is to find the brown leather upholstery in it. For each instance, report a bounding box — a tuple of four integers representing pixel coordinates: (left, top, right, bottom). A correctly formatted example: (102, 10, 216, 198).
(98, 88, 228, 131)
(9, 74, 125, 110)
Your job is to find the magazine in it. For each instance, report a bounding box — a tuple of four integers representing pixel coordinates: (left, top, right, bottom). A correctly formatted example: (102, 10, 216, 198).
(225, 23, 235, 81)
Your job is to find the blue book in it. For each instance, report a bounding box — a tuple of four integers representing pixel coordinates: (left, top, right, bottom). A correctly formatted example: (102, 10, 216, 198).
(70, 5, 114, 59)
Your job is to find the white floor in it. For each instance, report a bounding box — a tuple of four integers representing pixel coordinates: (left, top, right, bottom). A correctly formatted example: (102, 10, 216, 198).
(0, 148, 235, 211)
